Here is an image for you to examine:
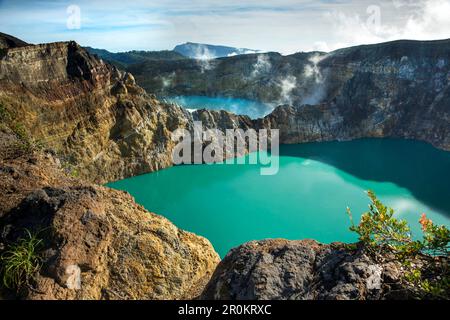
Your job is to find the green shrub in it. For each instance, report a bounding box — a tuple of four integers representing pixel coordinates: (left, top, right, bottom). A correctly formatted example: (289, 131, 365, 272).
(405, 268, 450, 299)
(0, 229, 43, 291)
(347, 191, 449, 299)
(347, 191, 416, 254)
(347, 191, 449, 257)
(420, 213, 450, 256)
(61, 161, 80, 178)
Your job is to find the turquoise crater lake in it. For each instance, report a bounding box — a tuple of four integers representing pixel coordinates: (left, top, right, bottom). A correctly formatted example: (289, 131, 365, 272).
(164, 95, 274, 119)
(108, 139, 450, 257)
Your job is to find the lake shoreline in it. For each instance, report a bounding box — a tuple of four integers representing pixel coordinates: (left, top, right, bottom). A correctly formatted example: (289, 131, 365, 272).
(108, 138, 450, 258)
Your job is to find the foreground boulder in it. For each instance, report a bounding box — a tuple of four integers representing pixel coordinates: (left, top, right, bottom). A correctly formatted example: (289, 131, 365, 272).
(201, 239, 438, 300)
(0, 132, 220, 300)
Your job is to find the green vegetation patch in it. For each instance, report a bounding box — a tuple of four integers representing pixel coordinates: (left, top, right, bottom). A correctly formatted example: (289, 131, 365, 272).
(0, 229, 44, 291)
(348, 191, 450, 299)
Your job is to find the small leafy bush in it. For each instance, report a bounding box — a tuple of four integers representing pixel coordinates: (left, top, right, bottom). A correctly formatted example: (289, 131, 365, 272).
(347, 191, 415, 254)
(347, 190, 449, 257)
(0, 104, 31, 142)
(347, 191, 449, 299)
(420, 214, 450, 256)
(405, 266, 450, 299)
(61, 161, 80, 178)
(0, 229, 43, 291)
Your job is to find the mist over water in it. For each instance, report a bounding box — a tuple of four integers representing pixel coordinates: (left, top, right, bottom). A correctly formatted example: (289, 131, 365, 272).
(165, 95, 275, 119)
(108, 139, 450, 257)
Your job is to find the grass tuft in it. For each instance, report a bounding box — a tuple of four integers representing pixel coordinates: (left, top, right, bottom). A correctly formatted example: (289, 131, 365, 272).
(0, 229, 43, 291)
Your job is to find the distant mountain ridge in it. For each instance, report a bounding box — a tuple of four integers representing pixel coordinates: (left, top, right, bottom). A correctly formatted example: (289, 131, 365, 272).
(173, 42, 260, 59)
(0, 32, 28, 50)
(84, 47, 186, 69)
(84, 42, 260, 70)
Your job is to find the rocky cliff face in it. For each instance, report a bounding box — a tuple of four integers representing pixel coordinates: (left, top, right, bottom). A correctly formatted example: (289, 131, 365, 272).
(0, 34, 224, 300)
(127, 51, 315, 103)
(282, 40, 450, 150)
(0, 36, 262, 183)
(130, 39, 450, 151)
(133, 39, 450, 105)
(0, 39, 196, 184)
(1, 36, 449, 185)
(0, 129, 219, 300)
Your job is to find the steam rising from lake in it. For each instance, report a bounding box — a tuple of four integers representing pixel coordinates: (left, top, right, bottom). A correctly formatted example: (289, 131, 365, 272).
(301, 54, 328, 105)
(165, 95, 274, 119)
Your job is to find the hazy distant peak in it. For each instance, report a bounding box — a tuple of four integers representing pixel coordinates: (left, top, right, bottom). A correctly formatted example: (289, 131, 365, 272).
(173, 42, 260, 59)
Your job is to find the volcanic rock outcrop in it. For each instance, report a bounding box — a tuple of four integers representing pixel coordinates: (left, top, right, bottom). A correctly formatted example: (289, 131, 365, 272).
(0, 38, 195, 184)
(200, 239, 445, 300)
(0, 128, 220, 300)
(0, 36, 258, 184)
(0, 32, 28, 50)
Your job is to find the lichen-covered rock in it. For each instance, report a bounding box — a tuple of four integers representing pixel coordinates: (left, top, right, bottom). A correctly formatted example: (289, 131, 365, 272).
(201, 239, 424, 300)
(0, 136, 220, 300)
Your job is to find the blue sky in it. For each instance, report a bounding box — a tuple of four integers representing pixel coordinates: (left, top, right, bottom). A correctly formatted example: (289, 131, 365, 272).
(0, 0, 449, 53)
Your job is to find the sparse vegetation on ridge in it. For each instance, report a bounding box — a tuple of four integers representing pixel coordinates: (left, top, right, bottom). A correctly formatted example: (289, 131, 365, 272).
(0, 102, 44, 157)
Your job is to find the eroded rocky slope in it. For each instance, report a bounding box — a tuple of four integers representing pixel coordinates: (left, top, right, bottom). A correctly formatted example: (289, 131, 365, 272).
(262, 40, 450, 150)
(0, 37, 257, 184)
(0, 128, 219, 299)
(0, 39, 194, 184)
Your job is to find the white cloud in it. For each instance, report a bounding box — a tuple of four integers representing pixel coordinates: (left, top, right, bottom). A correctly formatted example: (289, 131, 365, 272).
(321, 0, 450, 51)
(312, 41, 331, 52)
(0, 0, 449, 53)
(402, 0, 450, 40)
